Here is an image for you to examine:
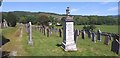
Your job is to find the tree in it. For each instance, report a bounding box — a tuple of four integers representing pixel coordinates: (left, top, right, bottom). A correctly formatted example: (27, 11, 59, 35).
(83, 25, 96, 31)
(88, 16, 98, 25)
(38, 15, 49, 26)
(6, 12, 17, 27)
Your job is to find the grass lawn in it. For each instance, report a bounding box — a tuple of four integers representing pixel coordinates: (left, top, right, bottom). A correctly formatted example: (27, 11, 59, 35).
(21, 25, 119, 56)
(1, 25, 119, 56)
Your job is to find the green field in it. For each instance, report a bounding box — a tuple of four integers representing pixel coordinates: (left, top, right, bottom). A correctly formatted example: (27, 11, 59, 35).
(75, 25, 119, 34)
(1, 25, 119, 56)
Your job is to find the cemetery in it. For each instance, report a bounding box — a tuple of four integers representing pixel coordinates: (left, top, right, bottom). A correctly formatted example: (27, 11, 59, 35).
(0, 2, 120, 57)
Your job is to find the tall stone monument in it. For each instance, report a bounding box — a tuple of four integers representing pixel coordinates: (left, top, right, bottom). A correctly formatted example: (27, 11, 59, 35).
(61, 7, 77, 51)
(28, 22, 33, 45)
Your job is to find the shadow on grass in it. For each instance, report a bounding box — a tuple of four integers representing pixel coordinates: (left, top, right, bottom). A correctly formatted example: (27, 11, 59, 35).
(0, 34, 10, 47)
(1, 51, 10, 58)
(56, 43, 62, 47)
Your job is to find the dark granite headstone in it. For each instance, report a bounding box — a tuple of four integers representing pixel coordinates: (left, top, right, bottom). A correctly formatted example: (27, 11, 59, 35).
(88, 30, 91, 39)
(92, 32, 96, 43)
(74, 29, 78, 43)
(97, 30, 102, 41)
(59, 28, 62, 37)
(43, 26, 46, 36)
(81, 30, 85, 39)
(111, 34, 120, 54)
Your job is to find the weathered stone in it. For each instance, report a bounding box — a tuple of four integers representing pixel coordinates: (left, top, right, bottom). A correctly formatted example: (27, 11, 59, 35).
(61, 7, 77, 51)
(47, 28, 50, 37)
(28, 22, 33, 46)
(104, 35, 110, 45)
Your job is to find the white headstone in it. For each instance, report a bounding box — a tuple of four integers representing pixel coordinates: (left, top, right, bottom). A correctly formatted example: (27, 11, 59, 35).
(28, 22, 33, 45)
(3, 19, 8, 28)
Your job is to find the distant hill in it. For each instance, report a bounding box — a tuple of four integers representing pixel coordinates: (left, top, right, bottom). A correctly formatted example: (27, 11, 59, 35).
(2, 11, 118, 20)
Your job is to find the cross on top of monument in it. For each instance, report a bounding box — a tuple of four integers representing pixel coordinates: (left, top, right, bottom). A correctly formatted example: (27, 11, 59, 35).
(66, 7, 70, 16)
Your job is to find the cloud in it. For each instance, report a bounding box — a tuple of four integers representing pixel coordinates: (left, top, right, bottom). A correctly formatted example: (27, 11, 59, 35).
(71, 8, 79, 12)
(100, 2, 109, 5)
(107, 6, 118, 11)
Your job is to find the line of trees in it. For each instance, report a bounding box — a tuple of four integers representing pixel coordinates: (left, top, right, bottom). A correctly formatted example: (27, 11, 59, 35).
(2, 11, 119, 27)
(73, 16, 118, 25)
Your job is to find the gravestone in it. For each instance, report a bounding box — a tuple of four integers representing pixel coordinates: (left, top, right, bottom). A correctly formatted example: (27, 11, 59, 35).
(87, 30, 91, 39)
(97, 29, 102, 41)
(41, 27, 44, 34)
(47, 28, 50, 37)
(43, 26, 46, 36)
(28, 22, 33, 46)
(104, 34, 110, 45)
(59, 28, 62, 37)
(79, 30, 81, 35)
(61, 7, 77, 51)
(39, 26, 41, 32)
(2, 19, 8, 28)
(111, 34, 120, 54)
(20, 23, 23, 38)
(0, 21, 2, 29)
(81, 30, 85, 39)
(76, 29, 79, 36)
(109, 34, 112, 40)
(91, 32, 96, 43)
(74, 29, 78, 43)
(25, 23, 29, 33)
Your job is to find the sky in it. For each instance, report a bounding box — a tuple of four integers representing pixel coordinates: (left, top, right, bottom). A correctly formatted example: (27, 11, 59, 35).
(1, 2, 118, 16)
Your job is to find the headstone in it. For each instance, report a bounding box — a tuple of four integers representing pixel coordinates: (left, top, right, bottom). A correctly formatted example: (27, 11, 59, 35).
(2, 19, 8, 28)
(61, 7, 77, 51)
(39, 26, 42, 32)
(79, 30, 81, 35)
(25, 23, 29, 33)
(87, 30, 91, 38)
(91, 32, 96, 43)
(0, 21, 2, 29)
(41, 27, 44, 34)
(109, 34, 112, 40)
(20, 23, 23, 38)
(97, 29, 102, 41)
(43, 26, 46, 36)
(74, 29, 78, 43)
(59, 28, 62, 37)
(76, 29, 79, 36)
(81, 30, 85, 39)
(111, 34, 120, 54)
(47, 28, 50, 37)
(28, 22, 33, 46)
(104, 35, 110, 45)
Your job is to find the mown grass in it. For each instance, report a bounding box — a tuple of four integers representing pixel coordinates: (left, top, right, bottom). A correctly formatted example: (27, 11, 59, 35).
(2, 25, 119, 56)
(1, 25, 28, 56)
(21, 25, 119, 56)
